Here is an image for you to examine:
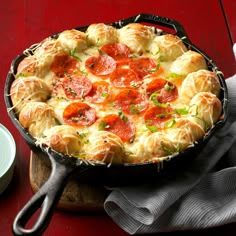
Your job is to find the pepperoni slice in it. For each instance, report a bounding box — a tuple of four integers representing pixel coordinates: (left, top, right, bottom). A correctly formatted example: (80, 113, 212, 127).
(101, 43, 131, 61)
(129, 58, 157, 79)
(63, 102, 96, 127)
(85, 81, 110, 104)
(50, 53, 80, 77)
(152, 66, 163, 77)
(63, 75, 92, 99)
(144, 106, 174, 128)
(99, 114, 135, 142)
(146, 78, 178, 103)
(110, 68, 142, 88)
(158, 84, 178, 103)
(146, 78, 167, 95)
(85, 55, 116, 76)
(114, 89, 148, 115)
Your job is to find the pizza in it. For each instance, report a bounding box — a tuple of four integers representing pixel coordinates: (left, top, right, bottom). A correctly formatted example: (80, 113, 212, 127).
(9, 22, 223, 164)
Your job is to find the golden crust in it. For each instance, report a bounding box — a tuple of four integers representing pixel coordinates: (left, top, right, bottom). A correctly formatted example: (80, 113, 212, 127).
(170, 50, 208, 76)
(31, 38, 64, 77)
(84, 131, 125, 164)
(19, 102, 58, 137)
(39, 125, 82, 156)
(189, 92, 222, 130)
(57, 29, 88, 53)
(118, 23, 155, 54)
(166, 118, 205, 151)
(86, 23, 118, 46)
(10, 77, 51, 113)
(132, 118, 205, 161)
(16, 38, 64, 79)
(153, 34, 187, 61)
(17, 56, 38, 77)
(132, 132, 174, 162)
(181, 69, 221, 102)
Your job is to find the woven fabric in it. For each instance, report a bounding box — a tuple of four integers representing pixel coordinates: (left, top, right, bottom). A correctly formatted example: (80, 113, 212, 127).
(104, 71, 236, 234)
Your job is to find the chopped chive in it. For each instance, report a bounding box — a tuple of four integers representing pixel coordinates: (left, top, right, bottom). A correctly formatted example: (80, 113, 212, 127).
(99, 121, 107, 130)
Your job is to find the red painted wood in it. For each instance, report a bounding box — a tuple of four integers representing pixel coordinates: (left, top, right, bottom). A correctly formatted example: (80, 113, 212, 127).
(0, 0, 235, 235)
(221, 0, 236, 44)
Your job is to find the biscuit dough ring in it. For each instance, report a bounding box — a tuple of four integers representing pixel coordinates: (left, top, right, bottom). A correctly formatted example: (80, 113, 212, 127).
(19, 102, 59, 138)
(9, 23, 224, 165)
(10, 77, 51, 114)
(170, 50, 208, 76)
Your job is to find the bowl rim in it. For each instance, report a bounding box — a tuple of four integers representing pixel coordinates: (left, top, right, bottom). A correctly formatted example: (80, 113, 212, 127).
(0, 124, 16, 179)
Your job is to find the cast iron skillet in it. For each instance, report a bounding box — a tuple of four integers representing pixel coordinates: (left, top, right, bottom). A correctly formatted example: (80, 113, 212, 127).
(4, 13, 228, 236)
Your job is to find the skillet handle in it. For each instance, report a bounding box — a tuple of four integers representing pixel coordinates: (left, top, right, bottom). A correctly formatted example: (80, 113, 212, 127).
(117, 13, 192, 44)
(12, 155, 74, 236)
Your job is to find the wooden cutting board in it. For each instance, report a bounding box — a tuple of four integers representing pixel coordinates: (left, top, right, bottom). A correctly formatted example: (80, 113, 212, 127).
(29, 151, 109, 212)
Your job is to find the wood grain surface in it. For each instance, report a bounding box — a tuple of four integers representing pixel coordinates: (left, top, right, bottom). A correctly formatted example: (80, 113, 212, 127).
(29, 152, 109, 212)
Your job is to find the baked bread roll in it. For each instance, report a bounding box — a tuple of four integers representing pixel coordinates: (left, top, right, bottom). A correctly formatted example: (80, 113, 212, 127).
(17, 56, 38, 77)
(152, 34, 187, 61)
(189, 92, 222, 130)
(19, 102, 59, 137)
(10, 77, 51, 113)
(181, 69, 221, 102)
(86, 23, 118, 46)
(166, 118, 205, 151)
(84, 131, 125, 164)
(118, 23, 155, 54)
(57, 29, 88, 53)
(132, 132, 175, 162)
(132, 117, 204, 161)
(23, 38, 64, 78)
(38, 125, 82, 156)
(170, 50, 208, 76)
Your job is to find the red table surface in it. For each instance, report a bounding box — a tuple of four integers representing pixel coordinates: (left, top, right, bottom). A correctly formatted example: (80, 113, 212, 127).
(0, 0, 235, 236)
(221, 0, 236, 44)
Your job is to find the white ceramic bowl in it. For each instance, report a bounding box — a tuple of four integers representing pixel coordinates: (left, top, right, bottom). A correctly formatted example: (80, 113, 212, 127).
(0, 124, 16, 194)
